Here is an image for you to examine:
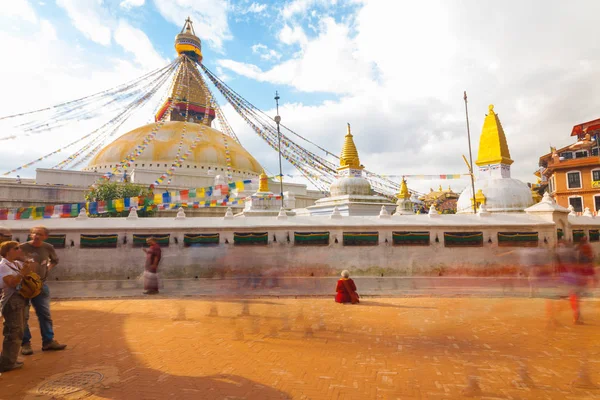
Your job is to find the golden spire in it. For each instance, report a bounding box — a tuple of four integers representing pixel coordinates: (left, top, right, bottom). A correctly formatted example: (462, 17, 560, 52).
(476, 105, 513, 166)
(397, 178, 410, 200)
(338, 123, 364, 171)
(155, 19, 214, 124)
(175, 18, 203, 61)
(258, 171, 269, 192)
(438, 185, 443, 192)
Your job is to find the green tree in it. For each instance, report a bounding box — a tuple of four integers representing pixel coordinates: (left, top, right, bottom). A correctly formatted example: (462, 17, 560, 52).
(85, 182, 155, 217)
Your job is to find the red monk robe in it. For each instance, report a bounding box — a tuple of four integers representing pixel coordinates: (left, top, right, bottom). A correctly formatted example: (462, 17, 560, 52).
(335, 278, 359, 304)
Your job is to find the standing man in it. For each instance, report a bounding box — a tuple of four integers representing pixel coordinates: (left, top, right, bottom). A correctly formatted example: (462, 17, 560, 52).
(0, 241, 31, 372)
(20, 226, 66, 355)
(142, 237, 161, 295)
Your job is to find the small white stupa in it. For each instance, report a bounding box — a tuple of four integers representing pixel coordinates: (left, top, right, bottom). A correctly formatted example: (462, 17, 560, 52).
(238, 171, 286, 217)
(457, 105, 534, 213)
(305, 124, 396, 216)
(395, 178, 414, 215)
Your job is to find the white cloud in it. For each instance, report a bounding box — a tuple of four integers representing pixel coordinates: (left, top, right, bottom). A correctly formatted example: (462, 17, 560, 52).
(120, 0, 145, 9)
(220, 17, 374, 94)
(114, 20, 168, 69)
(251, 43, 281, 61)
(5, 0, 38, 23)
(281, 0, 323, 20)
(152, 0, 232, 51)
(56, 0, 112, 46)
(216, 1, 600, 194)
(0, 7, 165, 175)
(246, 2, 267, 14)
(278, 24, 308, 46)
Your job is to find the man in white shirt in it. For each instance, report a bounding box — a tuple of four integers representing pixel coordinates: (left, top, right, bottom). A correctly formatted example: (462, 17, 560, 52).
(0, 241, 31, 372)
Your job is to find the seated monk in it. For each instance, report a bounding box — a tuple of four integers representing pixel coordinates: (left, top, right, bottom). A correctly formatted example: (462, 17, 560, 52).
(335, 270, 359, 304)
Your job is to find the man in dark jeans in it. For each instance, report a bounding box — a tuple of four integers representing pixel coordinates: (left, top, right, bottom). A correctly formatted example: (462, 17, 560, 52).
(20, 226, 67, 355)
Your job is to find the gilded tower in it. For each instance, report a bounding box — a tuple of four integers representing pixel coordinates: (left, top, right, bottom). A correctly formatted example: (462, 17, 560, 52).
(155, 18, 216, 125)
(475, 104, 513, 179)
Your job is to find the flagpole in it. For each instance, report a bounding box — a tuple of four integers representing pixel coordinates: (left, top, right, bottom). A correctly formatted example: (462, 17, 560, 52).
(274, 91, 284, 208)
(464, 91, 478, 214)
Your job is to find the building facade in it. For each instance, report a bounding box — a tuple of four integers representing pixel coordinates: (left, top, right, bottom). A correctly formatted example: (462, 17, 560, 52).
(538, 117, 600, 213)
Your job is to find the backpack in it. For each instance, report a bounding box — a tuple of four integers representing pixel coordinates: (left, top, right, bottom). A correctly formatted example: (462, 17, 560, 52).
(19, 272, 43, 298)
(5, 261, 43, 299)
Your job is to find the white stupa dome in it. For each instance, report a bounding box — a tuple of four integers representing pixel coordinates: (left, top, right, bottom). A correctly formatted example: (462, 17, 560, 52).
(456, 178, 534, 213)
(457, 104, 534, 214)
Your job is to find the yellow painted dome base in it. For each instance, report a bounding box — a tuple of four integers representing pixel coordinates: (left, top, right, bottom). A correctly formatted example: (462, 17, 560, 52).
(84, 121, 262, 176)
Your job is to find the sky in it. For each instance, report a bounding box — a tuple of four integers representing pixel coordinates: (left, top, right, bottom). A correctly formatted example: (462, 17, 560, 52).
(1, 0, 599, 194)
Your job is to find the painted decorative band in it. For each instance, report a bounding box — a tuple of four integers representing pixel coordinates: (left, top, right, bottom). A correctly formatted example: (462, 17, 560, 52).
(444, 232, 483, 247)
(497, 232, 538, 247)
(392, 231, 430, 246)
(294, 232, 330, 245)
(234, 232, 268, 245)
(133, 234, 170, 247)
(343, 232, 379, 246)
(80, 234, 118, 249)
(184, 233, 220, 246)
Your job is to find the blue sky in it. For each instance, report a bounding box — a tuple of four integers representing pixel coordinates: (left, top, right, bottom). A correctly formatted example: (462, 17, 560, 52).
(1, 0, 600, 194)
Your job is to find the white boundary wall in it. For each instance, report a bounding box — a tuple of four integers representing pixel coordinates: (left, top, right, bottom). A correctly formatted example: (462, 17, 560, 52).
(2, 213, 599, 280)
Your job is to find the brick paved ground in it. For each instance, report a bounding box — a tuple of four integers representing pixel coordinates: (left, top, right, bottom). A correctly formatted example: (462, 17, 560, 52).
(1, 296, 599, 399)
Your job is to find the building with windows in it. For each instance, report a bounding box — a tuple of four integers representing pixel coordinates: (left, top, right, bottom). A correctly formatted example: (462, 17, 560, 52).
(537, 117, 600, 214)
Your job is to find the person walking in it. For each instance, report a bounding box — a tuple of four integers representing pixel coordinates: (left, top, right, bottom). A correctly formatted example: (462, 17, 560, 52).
(0, 241, 31, 372)
(142, 238, 161, 295)
(20, 226, 66, 355)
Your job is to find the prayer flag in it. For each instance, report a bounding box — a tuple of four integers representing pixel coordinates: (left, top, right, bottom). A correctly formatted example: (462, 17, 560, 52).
(19, 207, 32, 220)
(210, 199, 217, 207)
(206, 187, 213, 197)
(0, 208, 7, 220)
(98, 201, 106, 214)
(44, 205, 53, 219)
(124, 198, 130, 209)
(197, 188, 205, 198)
(235, 181, 245, 191)
(189, 189, 197, 199)
(115, 199, 124, 212)
(162, 192, 170, 204)
(107, 200, 116, 213)
(70, 204, 79, 217)
(180, 190, 189, 202)
(89, 202, 98, 215)
(154, 193, 162, 205)
(213, 188, 221, 197)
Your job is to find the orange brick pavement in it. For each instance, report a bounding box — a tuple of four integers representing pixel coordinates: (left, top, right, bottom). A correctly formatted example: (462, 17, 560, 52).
(1, 297, 599, 399)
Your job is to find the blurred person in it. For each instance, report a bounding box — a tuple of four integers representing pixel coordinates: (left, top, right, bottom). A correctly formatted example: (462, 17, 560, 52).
(142, 238, 161, 295)
(335, 270, 359, 304)
(20, 226, 66, 355)
(570, 236, 596, 324)
(0, 241, 31, 372)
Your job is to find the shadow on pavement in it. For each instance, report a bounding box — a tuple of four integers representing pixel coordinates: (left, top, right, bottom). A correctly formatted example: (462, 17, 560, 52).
(6, 308, 290, 400)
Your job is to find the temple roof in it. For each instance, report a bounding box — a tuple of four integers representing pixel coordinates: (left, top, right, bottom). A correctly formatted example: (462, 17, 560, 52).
(338, 123, 363, 171)
(571, 117, 600, 137)
(475, 105, 513, 167)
